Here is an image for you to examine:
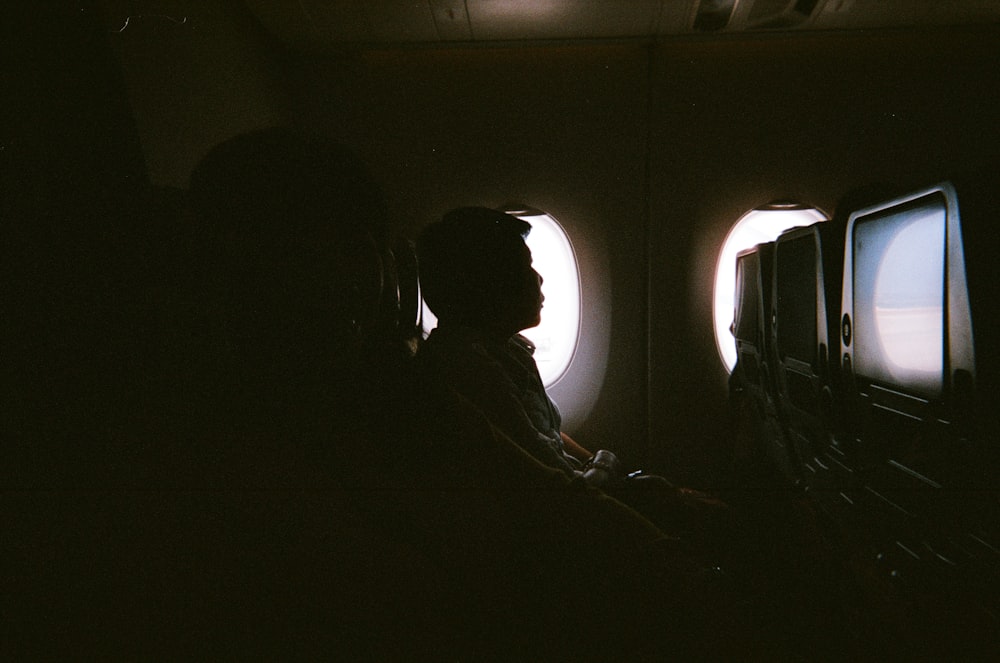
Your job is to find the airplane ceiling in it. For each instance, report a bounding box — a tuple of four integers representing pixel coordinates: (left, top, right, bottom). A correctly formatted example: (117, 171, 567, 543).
(240, 0, 1000, 47)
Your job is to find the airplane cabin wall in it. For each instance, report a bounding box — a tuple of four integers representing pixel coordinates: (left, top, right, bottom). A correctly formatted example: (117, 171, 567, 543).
(281, 29, 1000, 482)
(99, 0, 1000, 483)
(99, 0, 291, 188)
(6, 5, 146, 208)
(282, 45, 651, 467)
(647, 29, 1000, 485)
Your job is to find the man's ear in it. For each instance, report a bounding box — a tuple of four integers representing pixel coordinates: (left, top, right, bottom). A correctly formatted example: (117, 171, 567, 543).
(452, 277, 497, 322)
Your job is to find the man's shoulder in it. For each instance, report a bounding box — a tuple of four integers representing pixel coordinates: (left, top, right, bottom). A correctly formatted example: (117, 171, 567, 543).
(418, 327, 504, 377)
(420, 326, 490, 359)
(509, 334, 536, 356)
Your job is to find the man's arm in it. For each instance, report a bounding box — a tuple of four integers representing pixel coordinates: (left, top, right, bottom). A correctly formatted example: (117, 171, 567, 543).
(559, 431, 593, 463)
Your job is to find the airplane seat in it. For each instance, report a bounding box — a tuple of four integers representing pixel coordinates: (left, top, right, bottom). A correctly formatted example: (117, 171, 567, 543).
(821, 183, 904, 443)
(730, 242, 790, 482)
(390, 237, 424, 356)
(950, 167, 1000, 444)
(953, 168, 1000, 628)
(2, 1, 156, 489)
(815, 174, 1000, 646)
(816, 216, 847, 405)
(140, 127, 400, 487)
(55, 130, 504, 655)
(770, 218, 848, 488)
(921, 169, 1000, 647)
(2, 171, 186, 489)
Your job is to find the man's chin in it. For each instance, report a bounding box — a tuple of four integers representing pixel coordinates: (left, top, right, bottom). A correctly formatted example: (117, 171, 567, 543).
(520, 316, 542, 331)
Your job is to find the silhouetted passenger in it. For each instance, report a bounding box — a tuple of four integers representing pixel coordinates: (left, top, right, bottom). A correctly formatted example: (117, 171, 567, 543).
(415, 208, 611, 477)
(416, 207, 732, 539)
(142, 131, 744, 659)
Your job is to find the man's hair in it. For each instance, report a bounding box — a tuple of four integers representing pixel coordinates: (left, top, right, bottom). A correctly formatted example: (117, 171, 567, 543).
(417, 207, 531, 325)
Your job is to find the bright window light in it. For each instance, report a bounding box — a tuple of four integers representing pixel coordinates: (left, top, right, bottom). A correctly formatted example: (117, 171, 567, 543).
(421, 209, 581, 387)
(714, 204, 827, 372)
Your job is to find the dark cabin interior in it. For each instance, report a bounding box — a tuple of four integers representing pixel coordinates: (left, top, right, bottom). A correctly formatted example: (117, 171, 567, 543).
(5, 1, 1000, 659)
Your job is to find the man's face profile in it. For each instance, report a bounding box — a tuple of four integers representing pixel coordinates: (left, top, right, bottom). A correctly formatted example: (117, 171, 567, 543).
(495, 240, 544, 334)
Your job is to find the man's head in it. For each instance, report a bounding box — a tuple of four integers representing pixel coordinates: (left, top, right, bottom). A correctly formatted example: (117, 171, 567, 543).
(417, 206, 543, 335)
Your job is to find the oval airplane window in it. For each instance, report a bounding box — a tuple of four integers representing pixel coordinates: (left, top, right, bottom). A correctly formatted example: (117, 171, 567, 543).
(421, 208, 581, 387)
(714, 203, 827, 372)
